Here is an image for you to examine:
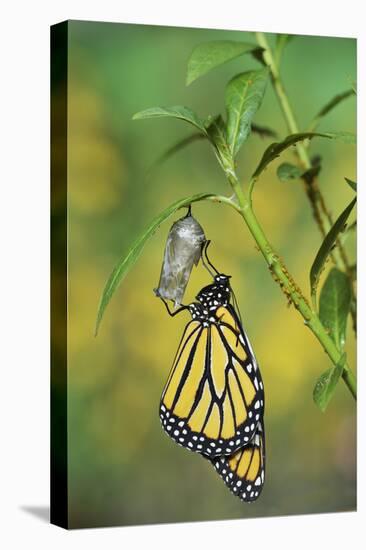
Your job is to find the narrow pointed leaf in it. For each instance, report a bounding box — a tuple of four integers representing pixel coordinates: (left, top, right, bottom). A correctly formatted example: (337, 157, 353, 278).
(319, 268, 352, 350)
(309, 89, 354, 131)
(252, 132, 349, 179)
(186, 40, 263, 85)
(313, 353, 346, 412)
(95, 193, 215, 335)
(345, 177, 357, 192)
(329, 131, 356, 144)
(277, 162, 303, 182)
(148, 133, 205, 177)
(310, 198, 356, 304)
(133, 106, 207, 133)
(251, 123, 277, 139)
(226, 69, 269, 157)
(316, 91, 354, 118)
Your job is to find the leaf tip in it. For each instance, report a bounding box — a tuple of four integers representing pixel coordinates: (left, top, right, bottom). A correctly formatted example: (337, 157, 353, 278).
(345, 177, 357, 192)
(185, 73, 194, 86)
(94, 309, 102, 337)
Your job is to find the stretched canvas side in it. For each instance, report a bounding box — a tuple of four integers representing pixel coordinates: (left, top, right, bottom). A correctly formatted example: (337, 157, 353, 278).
(50, 20, 68, 530)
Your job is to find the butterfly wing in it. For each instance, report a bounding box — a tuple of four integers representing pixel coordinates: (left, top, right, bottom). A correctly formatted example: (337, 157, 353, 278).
(216, 303, 265, 423)
(212, 420, 265, 502)
(159, 304, 264, 458)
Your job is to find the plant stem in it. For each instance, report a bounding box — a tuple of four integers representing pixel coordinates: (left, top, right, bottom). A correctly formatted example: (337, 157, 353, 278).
(222, 175, 356, 401)
(255, 32, 356, 332)
(255, 34, 310, 166)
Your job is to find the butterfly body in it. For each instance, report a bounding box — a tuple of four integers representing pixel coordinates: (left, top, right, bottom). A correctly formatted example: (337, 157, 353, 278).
(159, 274, 264, 459)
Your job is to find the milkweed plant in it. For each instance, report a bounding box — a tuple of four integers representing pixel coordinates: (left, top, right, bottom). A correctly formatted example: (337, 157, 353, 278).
(95, 32, 356, 411)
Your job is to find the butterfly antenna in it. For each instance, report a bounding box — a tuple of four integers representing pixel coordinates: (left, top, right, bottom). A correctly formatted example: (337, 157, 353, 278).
(231, 287, 243, 331)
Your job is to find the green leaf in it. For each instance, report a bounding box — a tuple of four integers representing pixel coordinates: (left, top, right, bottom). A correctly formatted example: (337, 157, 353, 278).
(310, 198, 356, 306)
(186, 40, 263, 85)
(345, 177, 357, 192)
(251, 123, 277, 139)
(206, 115, 234, 174)
(329, 131, 356, 144)
(277, 162, 303, 182)
(276, 160, 322, 184)
(319, 268, 352, 350)
(133, 106, 207, 133)
(252, 132, 332, 179)
(147, 133, 205, 177)
(313, 352, 346, 412)
(309, 89, 354, 131)
(225, 69, 269, 157)
(315, 90, 354, 118)
(95, 193, 215, 335)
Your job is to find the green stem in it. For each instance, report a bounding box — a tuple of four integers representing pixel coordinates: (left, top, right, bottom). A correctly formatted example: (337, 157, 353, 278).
(221, 174, 356, 401)
(255, 31, 356, 333)
(255, 32, 310, 168)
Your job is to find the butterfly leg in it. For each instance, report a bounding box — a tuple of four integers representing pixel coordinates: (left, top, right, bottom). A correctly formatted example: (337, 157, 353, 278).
(160, 298, 188, 317)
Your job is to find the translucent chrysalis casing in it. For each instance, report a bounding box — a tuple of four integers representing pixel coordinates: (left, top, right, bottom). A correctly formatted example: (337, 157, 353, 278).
(154, 212, 206, 307)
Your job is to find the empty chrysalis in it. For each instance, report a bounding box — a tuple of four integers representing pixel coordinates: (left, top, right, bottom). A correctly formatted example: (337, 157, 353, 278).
(154, 208, 206, 307)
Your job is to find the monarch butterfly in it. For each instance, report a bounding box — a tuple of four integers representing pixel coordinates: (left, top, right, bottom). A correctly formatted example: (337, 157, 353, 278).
(159, 243, 264, 459)
(212, 420, 265, 502)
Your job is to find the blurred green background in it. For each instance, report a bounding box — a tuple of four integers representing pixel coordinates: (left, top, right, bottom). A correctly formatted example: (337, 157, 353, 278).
(63, 20, 356, 528)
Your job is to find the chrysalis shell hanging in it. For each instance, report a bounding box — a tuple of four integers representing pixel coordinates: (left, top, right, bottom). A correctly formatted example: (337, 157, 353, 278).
(154, 210, 206, 307)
